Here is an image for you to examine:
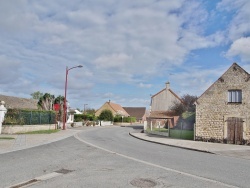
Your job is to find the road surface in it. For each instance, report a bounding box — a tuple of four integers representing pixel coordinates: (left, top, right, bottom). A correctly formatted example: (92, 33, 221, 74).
(0, 126, 249, 188)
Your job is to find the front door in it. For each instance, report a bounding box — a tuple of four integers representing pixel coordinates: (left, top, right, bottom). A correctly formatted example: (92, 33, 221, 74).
(227, 117, 243, 145)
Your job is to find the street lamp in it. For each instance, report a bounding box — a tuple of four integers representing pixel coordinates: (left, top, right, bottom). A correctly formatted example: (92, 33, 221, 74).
(84, 104, 88, 114)
(63, 65, 83, 130)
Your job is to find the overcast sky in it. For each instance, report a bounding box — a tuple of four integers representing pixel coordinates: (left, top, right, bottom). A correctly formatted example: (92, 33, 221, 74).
(1, 0, 250, 110)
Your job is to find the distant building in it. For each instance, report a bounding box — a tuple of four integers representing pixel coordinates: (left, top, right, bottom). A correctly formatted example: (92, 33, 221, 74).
(123, 107, 147, 123)
(148, 82, 182, 128)
(95, 100, 130, 117)
(150, 82, 182, 112)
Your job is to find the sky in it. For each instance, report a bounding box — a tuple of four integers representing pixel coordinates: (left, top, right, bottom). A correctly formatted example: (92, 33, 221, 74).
(1, 0, 250, 110)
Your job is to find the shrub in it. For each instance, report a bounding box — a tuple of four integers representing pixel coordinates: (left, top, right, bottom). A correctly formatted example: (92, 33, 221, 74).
(98, 110, 114, 121)
(114, 115, 136, 123)
(74, 114, 96, 122)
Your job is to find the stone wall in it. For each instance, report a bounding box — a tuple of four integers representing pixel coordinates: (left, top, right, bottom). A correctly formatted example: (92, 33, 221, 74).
(196, 63, 250, 144)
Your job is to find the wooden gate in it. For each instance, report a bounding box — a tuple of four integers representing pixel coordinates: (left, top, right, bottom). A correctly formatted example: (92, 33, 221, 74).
(227, 117, 243, 145)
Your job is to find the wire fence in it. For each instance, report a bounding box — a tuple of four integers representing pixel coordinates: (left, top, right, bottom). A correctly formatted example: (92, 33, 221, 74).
(3, 110, 56, 125)
(146, 119, 195, 140)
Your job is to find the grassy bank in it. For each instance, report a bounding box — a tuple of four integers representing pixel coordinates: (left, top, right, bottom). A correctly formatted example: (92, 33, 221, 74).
(169, 129, 194, 140)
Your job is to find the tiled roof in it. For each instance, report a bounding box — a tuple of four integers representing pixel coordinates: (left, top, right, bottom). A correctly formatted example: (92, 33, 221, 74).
(148, 111, 175, 119)
(108, 102, 130, 116)
(123, 107, 146, 119)
(0, 94, 38, 109)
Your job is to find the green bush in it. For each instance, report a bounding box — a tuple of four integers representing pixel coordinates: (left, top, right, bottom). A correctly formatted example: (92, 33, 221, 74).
(98, 110, 114, 121)
(114, 116, 136, 123)
(74, 114, 96, 122)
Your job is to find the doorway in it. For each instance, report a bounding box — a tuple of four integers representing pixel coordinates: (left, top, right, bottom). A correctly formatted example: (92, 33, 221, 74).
(227, 117, 243, 145)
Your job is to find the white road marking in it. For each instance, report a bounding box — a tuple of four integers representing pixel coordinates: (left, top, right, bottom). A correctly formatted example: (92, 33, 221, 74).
(36, 172, 61, 181)
(75, 133, 239, 188)
(8, 172, 62, 188)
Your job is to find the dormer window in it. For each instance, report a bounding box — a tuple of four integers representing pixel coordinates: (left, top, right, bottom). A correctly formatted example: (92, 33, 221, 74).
(228, 90, 242, 103)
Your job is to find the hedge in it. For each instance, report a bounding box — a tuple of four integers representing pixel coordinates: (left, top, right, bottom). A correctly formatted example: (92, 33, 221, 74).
(3, 109, 56, 125)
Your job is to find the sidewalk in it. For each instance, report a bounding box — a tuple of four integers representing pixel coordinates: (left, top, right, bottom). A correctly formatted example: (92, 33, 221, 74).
(0, 128, 80, 154)
(130, 132, 250, 160)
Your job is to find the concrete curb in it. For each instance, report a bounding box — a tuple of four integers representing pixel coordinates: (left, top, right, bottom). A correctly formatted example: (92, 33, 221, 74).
(129, 132, 215, 154)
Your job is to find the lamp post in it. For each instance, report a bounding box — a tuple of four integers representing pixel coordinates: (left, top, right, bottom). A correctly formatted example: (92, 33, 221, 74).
(84, 104, 88, 114)
(63, 65, 83, 130)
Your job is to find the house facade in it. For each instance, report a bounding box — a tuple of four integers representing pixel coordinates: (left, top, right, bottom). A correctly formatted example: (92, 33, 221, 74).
(150, 82, 182, 112)
(148, 82, 182, 128)
(195, 63, 250, 145)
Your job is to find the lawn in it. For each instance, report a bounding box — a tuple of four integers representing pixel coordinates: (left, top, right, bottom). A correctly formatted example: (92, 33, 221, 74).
(169, 129, 194, 140)
(18, 129, 60, 134)
(0, 137, 15, 140)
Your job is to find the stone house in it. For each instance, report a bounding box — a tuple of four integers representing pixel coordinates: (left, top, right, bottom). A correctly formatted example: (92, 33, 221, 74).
(148, 82, 182, 128)
(95, 100, 130, 118)
(195, 63, 250, 145)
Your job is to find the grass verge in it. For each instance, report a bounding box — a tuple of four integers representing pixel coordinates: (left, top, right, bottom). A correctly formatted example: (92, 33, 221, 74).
(18, 129, 60, 134)
(169, 129, 194, 140)
(0, 137, 15, 140)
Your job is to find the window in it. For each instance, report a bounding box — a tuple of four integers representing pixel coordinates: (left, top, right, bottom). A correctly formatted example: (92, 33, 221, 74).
(228, 90, 242, 103)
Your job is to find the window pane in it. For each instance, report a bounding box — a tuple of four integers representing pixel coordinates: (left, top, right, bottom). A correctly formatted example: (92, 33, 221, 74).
(228, 90, 242, 103)
(232, 91, 236, 102)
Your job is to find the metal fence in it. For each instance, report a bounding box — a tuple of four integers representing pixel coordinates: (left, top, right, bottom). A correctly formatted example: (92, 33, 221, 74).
(3, 110, 56, 125)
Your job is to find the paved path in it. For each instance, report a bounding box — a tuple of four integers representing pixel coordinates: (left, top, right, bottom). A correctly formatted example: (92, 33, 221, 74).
(0, 128, 80, 154)
(130, 132, 250, 160)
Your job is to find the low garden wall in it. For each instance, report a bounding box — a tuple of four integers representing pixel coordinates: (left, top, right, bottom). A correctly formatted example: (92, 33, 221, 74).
(2, 124, 57, 134)
(113, 122, 131, 126)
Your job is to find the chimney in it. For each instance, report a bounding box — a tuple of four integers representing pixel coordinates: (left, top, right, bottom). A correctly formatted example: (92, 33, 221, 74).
(166, 82, 170, 90)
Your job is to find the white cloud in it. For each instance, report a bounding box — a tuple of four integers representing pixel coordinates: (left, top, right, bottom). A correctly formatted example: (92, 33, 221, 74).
(138, 83, 152, 88)
(0, 0, 244, 109)
(217, 0, 250, 62)
(93, 53, 131, 69)
(226, 37, 250, 62)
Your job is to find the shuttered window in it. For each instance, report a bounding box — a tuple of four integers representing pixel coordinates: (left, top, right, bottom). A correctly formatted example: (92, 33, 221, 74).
(228, 90, 242, 103)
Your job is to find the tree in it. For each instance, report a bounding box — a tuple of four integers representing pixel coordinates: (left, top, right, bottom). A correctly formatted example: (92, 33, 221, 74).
(30, 91, 43, 100)
(170, 94, 197, 115)
(54, 95, 64, 104)
(182, 94, 197, 112)
(98, 109, 114, 121)
(38, 93, 55, 110)
(170, 101, 186, 115)
(85, 108, 96, 115)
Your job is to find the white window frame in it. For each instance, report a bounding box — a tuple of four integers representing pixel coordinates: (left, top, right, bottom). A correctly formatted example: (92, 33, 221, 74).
(228, 90, 242, 103)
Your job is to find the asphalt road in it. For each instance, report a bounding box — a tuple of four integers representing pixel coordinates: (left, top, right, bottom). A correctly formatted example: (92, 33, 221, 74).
(0, 126, 250, 188)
